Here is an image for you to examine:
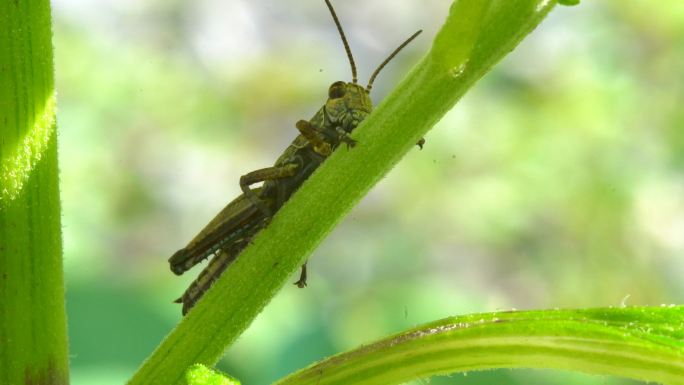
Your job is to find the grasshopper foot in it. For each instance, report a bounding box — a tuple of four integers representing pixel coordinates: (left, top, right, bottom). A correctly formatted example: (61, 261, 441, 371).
(334, 127, 357, 149)
(294, 262, 308, 288)
(341, 136, 357, 149)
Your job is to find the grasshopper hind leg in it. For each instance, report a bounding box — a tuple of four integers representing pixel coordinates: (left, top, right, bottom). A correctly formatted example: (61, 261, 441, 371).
(176, 248, 239, 315)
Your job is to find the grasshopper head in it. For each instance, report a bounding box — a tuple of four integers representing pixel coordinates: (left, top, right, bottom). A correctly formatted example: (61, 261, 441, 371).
(325, 81, 372, 132)
(321, 0, 421, 133)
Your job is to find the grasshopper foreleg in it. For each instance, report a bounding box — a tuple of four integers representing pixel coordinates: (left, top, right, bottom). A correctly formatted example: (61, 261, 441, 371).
(240, 164, 299, 216)
(297, 120, 357, 153)
(296, 120, 333, 155)
(334, 127, 357, 149)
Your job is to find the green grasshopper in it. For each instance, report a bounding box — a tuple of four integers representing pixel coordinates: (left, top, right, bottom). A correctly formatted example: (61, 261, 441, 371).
(169, 0, 421, 315)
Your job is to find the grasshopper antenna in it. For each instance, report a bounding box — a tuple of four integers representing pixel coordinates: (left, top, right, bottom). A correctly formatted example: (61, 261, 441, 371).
(324, 0, 358, 84)
(366, 30, 422, 92)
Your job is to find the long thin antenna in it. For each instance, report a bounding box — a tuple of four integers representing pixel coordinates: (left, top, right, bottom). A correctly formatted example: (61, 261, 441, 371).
(366, 30, 422, 92)
(324, 0, 358, 84)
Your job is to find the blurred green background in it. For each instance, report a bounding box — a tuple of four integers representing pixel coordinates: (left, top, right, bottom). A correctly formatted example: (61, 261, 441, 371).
(52, 0, 683, 384)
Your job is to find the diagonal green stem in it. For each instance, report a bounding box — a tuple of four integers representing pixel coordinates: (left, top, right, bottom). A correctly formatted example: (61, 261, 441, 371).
(128, 1, 562, 384)
(272, 307, 684, 385)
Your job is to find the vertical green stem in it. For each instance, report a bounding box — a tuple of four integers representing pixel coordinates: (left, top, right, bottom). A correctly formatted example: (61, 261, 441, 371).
(0, 1, 68, 384)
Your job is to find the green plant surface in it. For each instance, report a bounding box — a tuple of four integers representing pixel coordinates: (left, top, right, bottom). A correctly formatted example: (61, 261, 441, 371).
(127, 1, 567, 384)
(0, 3, 57, 206)
(273, 306, 684, 385)
(185, 364, 241, 385)
(0, 1, 68, 385)
(180, 306, 684, 385)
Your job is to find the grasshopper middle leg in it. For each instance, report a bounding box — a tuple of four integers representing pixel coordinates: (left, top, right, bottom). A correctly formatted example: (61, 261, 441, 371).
(240, 163, 299, 216)
(294, 261, 308, 288)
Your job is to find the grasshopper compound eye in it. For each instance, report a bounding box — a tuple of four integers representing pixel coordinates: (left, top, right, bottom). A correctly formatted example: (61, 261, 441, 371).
(328, 81, 347, 99)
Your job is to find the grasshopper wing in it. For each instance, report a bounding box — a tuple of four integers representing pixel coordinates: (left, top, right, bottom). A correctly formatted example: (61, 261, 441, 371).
(168, 187, 268, 275)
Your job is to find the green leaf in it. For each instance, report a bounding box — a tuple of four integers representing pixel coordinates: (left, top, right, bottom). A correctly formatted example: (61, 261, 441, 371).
(0, 1, 68, 385)
(128, 1, 565, 384)
(185, 364, 241, 385)
(273, 306, 684, 385)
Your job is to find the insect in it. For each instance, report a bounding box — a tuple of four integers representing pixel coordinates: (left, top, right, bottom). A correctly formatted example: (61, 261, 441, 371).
(169, 0, 422, 315)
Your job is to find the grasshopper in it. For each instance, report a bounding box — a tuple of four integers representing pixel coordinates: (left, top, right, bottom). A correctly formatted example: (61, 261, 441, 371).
(169, 0, 421, 315)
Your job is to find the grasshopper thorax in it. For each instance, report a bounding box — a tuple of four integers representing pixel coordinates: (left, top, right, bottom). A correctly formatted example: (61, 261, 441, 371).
(324, 81, 372, 132)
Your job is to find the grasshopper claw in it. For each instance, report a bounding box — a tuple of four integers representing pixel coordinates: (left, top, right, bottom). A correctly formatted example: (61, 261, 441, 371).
(342, 136, 357, 149)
